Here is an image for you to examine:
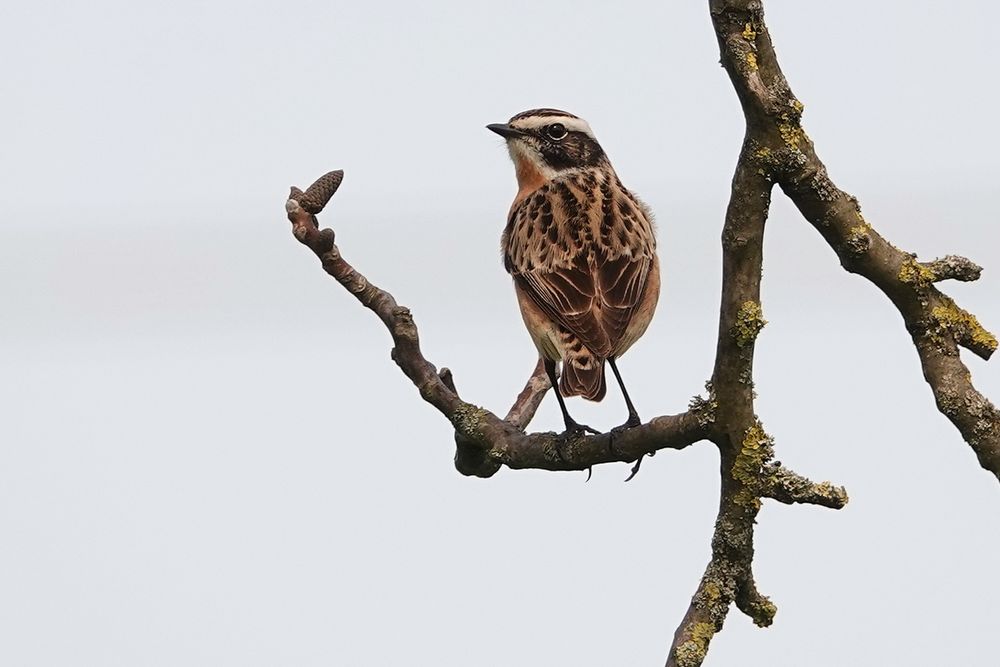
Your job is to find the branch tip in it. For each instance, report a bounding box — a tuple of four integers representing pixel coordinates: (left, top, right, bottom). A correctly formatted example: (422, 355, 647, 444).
(289, 169, 344, 214)
(926, 255, 983, 283)
(763, 464, 848, 509)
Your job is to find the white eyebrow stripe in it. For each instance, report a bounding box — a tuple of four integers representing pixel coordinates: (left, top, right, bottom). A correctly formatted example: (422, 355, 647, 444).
(510, 115, 596, 139)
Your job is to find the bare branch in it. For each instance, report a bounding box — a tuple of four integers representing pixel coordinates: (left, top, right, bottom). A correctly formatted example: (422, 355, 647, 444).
(284, 179, 712, 479)
(504, 359, 550, 430)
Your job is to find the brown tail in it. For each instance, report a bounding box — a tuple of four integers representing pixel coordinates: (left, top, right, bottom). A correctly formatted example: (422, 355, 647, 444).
(559, 354, 607, 402)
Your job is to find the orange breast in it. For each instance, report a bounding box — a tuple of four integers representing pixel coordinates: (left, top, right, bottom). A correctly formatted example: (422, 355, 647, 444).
(511, 154, 548, 206)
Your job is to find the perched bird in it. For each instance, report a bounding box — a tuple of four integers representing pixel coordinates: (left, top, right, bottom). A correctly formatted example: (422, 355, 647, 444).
(488, 108, 659, 437)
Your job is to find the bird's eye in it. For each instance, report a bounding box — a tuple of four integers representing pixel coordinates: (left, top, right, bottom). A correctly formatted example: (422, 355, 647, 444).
(545, 123, 568, 140)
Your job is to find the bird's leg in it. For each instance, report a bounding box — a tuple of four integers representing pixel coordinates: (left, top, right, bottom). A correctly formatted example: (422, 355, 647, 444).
(608, 357, 641, 429)
(607, 357, 652, 481)
(544, 359, 601, 436)
(543, 359, 600, 467)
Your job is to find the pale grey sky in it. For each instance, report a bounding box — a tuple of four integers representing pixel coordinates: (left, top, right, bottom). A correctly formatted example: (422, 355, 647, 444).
(2, 1, 998, 665)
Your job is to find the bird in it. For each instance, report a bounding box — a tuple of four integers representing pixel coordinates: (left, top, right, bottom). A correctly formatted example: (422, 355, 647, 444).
(488, 108, 660, 441)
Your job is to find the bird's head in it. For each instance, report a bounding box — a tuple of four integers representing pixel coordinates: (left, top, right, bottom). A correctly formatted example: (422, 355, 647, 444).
(487, 108, 608, 188)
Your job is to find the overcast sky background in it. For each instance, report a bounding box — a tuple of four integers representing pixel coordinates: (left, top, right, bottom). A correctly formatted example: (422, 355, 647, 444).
(2, 1, 999, 665)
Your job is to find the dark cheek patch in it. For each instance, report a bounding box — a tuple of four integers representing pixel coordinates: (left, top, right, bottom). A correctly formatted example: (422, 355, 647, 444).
(539, 134, 606, 170)
(540, 143, 576, 171)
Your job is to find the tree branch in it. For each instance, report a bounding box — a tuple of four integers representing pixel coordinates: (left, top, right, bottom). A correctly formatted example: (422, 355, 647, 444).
(284, 171, 712, 479)
(502, 359, 550, 430)
(710, 0, 1000, 480)
(283, 3, 993, 664)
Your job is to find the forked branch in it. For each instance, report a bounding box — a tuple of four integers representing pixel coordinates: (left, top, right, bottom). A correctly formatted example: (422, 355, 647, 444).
(708, 0, 999, 479)
(663, 2, 998, 665)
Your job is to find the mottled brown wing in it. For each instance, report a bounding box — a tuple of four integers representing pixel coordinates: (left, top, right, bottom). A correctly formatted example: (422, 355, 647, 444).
(503, 176, 656, 357)
(593, 189, 656, 350)
(503, 182, 613, 358)
(514, 255, 613, 358)
(594, 252, 653, 349)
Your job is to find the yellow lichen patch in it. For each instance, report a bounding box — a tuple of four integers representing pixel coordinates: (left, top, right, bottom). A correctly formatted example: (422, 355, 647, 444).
(812, 481, 848, 505)
(931, 297, 999, 353)
(690, 623, 715, 644)
(898, 257, 936, 288)
(673, 623, 717, 667)
(752, 146, 777, 175)
(689, 388, 719, 427)
(732, 421, 774, 510)
(746, 52, 758, 72)
(778, 123, 804, 151)
(742, 22, 757, 41)
(704, 581, 721, 602)
(732, 301, 767, 348)
(846, 224, 871, 256)
(450, 404, 489, 439)
(791, 99, 804, 114)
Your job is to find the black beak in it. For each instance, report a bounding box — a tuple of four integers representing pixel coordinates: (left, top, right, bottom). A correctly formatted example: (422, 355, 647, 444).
(487, 123, 526, 139)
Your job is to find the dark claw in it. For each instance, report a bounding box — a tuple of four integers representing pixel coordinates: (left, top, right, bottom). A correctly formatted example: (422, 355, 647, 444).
(624, 450, 656, 482)
(619, 416, 650, 482)
(624, 454, 646, 482)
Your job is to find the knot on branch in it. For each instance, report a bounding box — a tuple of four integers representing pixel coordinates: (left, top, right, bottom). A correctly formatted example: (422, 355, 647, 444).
(438, 368, 457, 392)
(390, 306, 418, 340)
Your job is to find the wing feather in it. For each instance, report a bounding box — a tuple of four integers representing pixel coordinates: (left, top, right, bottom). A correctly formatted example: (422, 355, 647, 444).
(502, 174, 656, 359)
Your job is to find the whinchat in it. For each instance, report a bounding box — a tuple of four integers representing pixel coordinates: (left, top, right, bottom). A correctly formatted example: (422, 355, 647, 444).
(488, 108, 659, 435)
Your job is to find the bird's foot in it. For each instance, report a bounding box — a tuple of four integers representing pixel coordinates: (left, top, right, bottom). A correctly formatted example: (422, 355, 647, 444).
(561, 419, 601, 439)
(553, 420, 601, 473)
(604, 413, 650, 482)
(617, 412, 643, 431)
(606, 412, 642, 458)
